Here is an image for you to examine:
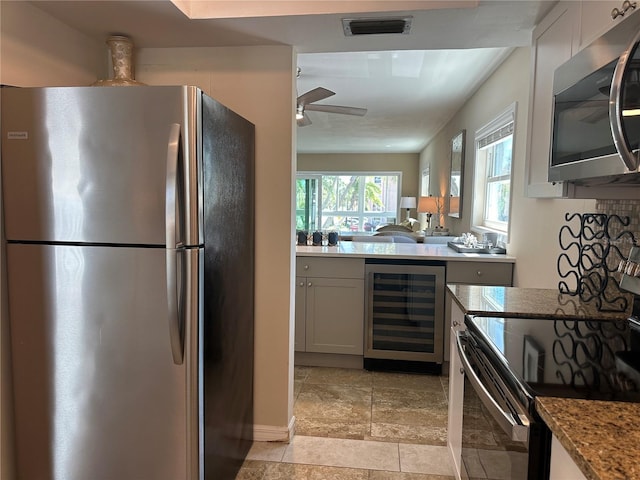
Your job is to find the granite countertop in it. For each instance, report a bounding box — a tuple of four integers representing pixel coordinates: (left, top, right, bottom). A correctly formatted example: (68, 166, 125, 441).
(446, 284, 632, 321)
(296, 243, 515, 263)
(536, 397, 640, 480)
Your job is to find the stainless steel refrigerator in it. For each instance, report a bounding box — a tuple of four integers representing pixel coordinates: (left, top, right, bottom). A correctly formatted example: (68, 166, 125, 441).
(1, 85, 255, 480)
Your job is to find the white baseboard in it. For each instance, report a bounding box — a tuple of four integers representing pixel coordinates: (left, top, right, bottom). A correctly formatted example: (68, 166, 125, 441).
(253, 416, 296, 442)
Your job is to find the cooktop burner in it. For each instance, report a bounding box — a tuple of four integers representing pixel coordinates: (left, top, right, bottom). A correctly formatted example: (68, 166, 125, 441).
(465, 314, 640, 405)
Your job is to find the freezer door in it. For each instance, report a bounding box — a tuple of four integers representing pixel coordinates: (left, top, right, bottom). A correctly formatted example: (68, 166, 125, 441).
(1, 86, 202, 246)
(6, 244, 201, 480)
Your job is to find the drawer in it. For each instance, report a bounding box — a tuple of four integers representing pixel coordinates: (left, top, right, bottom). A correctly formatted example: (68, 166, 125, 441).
(446, 261, 513, 285)
(296, 257, 365, 279)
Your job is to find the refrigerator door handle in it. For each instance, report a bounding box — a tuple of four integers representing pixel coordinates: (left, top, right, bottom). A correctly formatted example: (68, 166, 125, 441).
(166, 123, 184, 365)
(166, 249, 184, 365)
(166, 123, 181, 250)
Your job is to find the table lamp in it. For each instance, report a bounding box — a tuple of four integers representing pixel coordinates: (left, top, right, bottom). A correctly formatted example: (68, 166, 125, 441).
(418, 195, 439, 229)
(399, 196, 416, 221)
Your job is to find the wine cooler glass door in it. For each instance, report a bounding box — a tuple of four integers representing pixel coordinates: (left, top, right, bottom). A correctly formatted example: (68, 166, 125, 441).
(365, 262, 445, 363)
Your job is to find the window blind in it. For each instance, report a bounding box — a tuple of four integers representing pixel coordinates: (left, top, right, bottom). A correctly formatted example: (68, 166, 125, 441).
(478, 121, 514, 149)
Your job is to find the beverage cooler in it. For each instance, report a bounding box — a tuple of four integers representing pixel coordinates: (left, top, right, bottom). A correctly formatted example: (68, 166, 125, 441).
(364, 259, 445, 371)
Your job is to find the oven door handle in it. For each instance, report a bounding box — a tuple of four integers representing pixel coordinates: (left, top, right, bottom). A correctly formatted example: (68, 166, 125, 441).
(456, 330, 529, 443)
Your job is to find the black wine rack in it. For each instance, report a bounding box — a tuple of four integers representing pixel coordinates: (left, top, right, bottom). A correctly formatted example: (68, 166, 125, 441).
(557, 213, 636, 313)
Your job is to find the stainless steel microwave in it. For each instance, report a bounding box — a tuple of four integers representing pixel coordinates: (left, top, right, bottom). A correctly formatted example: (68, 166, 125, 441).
(549, 9, 640, 186)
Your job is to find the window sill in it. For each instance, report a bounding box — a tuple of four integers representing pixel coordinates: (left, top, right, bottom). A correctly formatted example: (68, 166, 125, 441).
(470, 225, 507, 243)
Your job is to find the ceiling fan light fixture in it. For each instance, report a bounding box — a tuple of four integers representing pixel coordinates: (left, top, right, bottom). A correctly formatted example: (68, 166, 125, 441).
(342, 16, 412, 36)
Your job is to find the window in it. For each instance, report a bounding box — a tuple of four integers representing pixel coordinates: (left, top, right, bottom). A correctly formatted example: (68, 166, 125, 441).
(296, 172, 400, 232)
(296, 175, 321, 231)
(472, 103, 516, 237)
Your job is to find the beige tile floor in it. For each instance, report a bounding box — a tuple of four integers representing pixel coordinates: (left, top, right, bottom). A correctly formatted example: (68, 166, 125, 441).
(237, 366, 455, 479)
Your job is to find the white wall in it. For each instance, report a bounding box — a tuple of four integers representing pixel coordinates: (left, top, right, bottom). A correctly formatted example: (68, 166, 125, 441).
(420, 47, 596, 288)
(135, 46, 296, 438)
(0, 3, 105, 478)
(0, 1, 104, 86)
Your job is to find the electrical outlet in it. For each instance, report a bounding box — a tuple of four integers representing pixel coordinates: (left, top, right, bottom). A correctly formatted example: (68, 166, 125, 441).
(619, 246, 640, 295)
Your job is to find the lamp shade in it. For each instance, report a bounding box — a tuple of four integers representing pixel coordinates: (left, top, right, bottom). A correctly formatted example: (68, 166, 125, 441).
(399, 196, 416, 209)
(449, 196, 460, 213)
(417, 196, 439, 213)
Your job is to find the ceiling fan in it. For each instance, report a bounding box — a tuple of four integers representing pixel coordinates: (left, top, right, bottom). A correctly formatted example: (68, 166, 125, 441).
(296, 87, 367, 127)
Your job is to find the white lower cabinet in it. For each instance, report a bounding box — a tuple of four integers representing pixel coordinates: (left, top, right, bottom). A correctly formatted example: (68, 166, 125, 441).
(295, 257, 364, 355)
(549, 435, 588, 480)
(295, 256, 513, 365)
(447, 299, 466, 480)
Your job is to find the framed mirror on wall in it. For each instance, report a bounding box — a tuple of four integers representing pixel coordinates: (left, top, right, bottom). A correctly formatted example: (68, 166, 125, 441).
(449, 129, 465, 218)
(421, 166, 430, 196)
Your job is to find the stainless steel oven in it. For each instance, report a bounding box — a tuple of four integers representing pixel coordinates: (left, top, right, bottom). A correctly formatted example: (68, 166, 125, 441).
(456, 329, 549, 480)
(454, 313, 640, 480)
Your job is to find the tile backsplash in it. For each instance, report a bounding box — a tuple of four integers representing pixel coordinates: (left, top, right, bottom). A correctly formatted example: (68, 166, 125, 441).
(596, 199, 640, 238)
(595, 199, 640, 307)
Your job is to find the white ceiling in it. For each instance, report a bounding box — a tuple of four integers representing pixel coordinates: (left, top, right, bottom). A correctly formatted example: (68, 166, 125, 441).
(28, 0, 557, 153)
(295, 48, 512, 153)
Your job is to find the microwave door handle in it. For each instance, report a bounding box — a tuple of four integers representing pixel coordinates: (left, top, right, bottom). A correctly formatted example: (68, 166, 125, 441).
(610, 28, 640, 172)
(455, 331, 529, 443)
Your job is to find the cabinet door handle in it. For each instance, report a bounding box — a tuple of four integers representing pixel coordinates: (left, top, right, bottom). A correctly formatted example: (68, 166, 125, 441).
(299, 282, 305, 287)
(304, 264, 309, 270)
(612, 2, 636, 19)
(460, 367, 465, 375)
(476, 270, 483, 276)
(308, 282, 312, 287)
(453, 320, 460, 327)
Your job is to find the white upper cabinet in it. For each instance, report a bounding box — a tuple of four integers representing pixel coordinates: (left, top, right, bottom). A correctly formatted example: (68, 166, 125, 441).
(576, 0, 635, 52)
(525, 1, 577, 198)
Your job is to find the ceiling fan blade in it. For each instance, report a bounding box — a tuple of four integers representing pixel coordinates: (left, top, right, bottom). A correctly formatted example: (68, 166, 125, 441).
(305, 104, 367, 116)
(297, 112, 312, 127)
(297, 87, 335, 106)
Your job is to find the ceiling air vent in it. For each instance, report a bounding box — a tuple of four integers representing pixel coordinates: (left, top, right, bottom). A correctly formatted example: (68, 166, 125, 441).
(342, 16, 413, 36)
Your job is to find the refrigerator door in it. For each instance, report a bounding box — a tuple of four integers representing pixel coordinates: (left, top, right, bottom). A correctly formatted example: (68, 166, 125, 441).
(201, 94, 255, 478)
(1, 86, 202, 247)
(6, 243, 201, 480)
